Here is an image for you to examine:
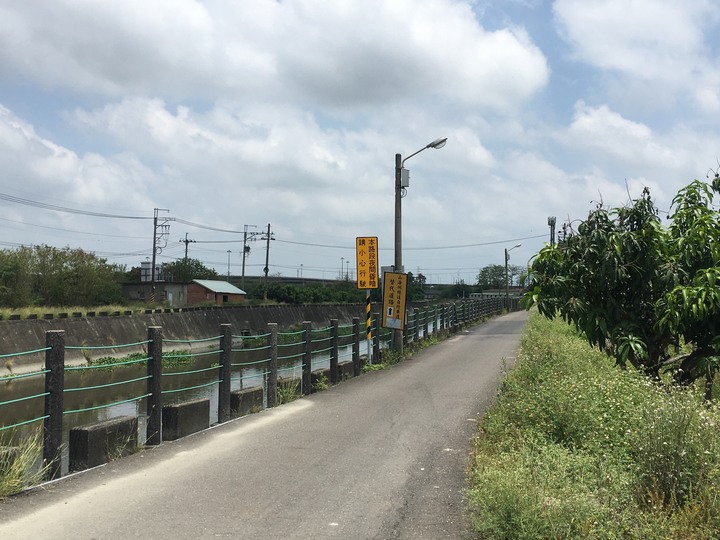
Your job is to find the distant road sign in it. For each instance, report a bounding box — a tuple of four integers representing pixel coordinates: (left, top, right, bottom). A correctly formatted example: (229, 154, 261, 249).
(382, 271, 407, 330)
(356, 237, 379, 289)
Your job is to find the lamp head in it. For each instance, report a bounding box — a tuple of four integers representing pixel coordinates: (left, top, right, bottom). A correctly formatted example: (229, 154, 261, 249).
(428, 137, 447, 149)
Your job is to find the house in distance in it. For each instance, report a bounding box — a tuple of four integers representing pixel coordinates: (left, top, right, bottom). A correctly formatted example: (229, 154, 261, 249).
(187, 280, 247, 306)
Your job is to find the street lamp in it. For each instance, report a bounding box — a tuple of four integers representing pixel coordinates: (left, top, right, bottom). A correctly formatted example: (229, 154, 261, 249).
(504, 244, 521, 310)
(393, 137, 447, 352)
(227, 250, 231, 281)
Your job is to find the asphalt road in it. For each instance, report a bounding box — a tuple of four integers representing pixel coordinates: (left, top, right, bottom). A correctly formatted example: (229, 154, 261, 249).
(0, 310, 528, 540)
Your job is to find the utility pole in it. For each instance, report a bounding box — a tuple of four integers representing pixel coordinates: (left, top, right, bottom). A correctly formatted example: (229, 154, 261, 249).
(180, 232, 196, 260)
(241, 224, 260, 290)
(151, 208, 170, 302)
(548, 216, 557, 247)
(261, 223, 275, 301)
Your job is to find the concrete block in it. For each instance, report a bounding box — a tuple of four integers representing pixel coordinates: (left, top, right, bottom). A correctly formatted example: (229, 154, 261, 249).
(230, 387, 264, 417)
(162, 398, 210, 441)
(69, 416, 138, 472)
(338, 361, 354, 380)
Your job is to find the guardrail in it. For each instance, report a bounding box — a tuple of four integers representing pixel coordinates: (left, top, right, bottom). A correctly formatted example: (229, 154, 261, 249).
(0, 298, 508, 480)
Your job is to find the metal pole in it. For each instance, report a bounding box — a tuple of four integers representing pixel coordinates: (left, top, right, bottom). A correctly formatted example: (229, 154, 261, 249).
(393, 153, 403, 353)
(505, 248, 509, 310)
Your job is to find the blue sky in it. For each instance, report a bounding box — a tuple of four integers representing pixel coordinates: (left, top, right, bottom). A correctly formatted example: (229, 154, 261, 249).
(0, 0, 719, 284)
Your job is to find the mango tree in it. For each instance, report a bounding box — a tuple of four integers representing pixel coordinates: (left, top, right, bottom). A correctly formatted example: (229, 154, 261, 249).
(525, 176, 720, 394)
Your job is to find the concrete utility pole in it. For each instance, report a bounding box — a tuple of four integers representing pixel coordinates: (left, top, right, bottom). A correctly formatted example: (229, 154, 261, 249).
(393, 137, 447, 352)
(151, 208, 170, 302)
(180, 232, 196, 260)
(241, 224, 260, 290)
(548, 216, 556, 247)
(262, 224, 275, 301)
(504, 243, 521, 310)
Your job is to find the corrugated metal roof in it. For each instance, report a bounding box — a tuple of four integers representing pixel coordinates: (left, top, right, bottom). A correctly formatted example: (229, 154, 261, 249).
(192, 280, 247, 295)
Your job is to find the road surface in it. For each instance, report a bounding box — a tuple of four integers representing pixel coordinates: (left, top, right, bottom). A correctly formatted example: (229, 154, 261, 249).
(0, 310, 528, 539)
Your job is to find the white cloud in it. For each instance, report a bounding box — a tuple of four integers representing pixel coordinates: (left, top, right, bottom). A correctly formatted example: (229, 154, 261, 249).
(0, 0, 548, 112)
(0, 106, 154, 233)
(553, 0, 720, 112)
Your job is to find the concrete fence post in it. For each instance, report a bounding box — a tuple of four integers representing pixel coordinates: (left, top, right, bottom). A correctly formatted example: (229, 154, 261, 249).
(43, 330, 65, 480)
(218, 323, 232, 423)
(402, 309, 409, 347)
(330, 319, 339, 384)
(352, 316, 361, 376)
(413, 308, 420, 342)
(302, 321, 312, 395)
(146, 326, 163, 446)
(267, 323, 278, 408)
(423, 307, 429, 340)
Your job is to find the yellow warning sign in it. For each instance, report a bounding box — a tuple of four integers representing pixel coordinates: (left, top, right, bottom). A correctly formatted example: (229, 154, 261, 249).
(356, 236, 379, 289)
(381, 271, 407, 330)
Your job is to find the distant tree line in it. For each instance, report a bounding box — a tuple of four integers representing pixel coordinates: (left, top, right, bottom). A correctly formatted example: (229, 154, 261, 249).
(0, 246, 526, 309)
(0, 245, 126, 307)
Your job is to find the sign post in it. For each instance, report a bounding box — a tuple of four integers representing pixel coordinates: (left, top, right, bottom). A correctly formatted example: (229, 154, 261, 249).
(356, 237, 379, 364)
(381, 271, 408, 331)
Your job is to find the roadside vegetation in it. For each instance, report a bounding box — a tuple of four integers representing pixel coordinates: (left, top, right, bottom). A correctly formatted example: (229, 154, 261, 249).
(469, 313, 720, 539)
(526, 175, 720, 394)
(0, 429, 48, 500)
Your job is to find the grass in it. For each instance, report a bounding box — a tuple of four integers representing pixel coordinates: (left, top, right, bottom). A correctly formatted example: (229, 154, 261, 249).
(468, 313, 720, 539)
(0, 428, 49, 500)
(277, 378, 302, 405)
(312, 372, 329, 392)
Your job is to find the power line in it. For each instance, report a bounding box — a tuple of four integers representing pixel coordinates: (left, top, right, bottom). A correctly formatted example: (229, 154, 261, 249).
(0, 216, 146, 239)
(173, 218, 244, 234)
(275, 234, 546, 251)
(0, 192, 151, 219)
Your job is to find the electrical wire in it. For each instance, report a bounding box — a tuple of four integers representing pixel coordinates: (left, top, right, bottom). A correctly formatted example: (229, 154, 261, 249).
(0, 192, 151, 219)
(275, 233, 547, 251)
(0, 216, 147, 239)
(173, 218, 244, 234)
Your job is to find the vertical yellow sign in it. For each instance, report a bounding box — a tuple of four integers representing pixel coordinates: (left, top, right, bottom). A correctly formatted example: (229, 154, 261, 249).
(356, 236, 379, 289)
(382, 271, 408, 330)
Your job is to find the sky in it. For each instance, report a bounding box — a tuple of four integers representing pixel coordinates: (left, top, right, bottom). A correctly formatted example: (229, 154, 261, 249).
(0, 0, 719, 286)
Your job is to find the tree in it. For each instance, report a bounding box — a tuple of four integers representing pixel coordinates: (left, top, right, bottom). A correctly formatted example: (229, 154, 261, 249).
(406, 272, 427, 301)
(657, 178, 720, 390)
(162, 258, 219, 283)
(0, 245, 125, 306)
(525, 177, 720, 391)
(476, 264, 523, 290)
(0, 247, 33, 307)
(477, 265, 505, 290)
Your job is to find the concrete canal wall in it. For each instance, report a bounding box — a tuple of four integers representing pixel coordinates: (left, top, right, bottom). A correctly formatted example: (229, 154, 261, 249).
(0, 303, 374, 369)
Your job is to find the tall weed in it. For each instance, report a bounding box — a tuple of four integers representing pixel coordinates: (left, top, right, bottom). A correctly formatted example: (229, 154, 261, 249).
(0, 428, 48, 499)
(469, 313, 720, 539)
